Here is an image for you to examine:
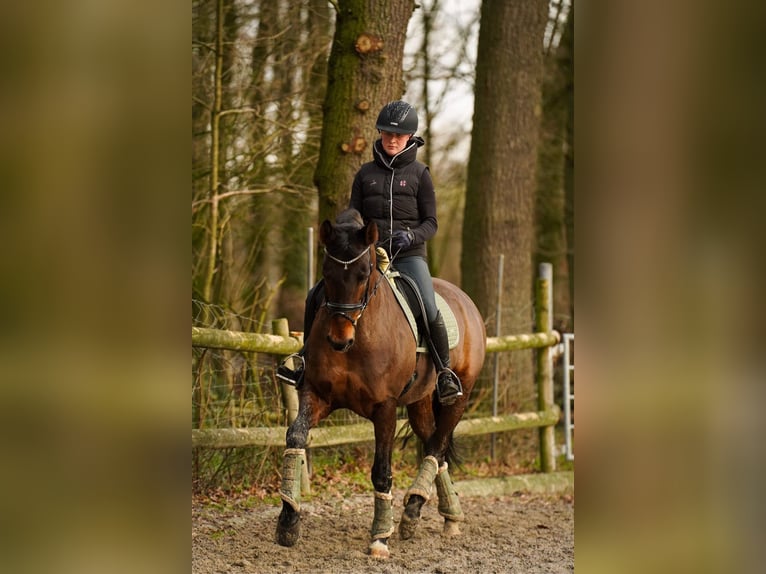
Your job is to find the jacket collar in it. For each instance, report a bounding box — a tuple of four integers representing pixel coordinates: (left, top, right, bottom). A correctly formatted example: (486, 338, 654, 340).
(372, 136, 424, 170)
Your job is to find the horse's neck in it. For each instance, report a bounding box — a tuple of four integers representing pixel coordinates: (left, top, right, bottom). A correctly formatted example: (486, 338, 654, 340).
(363, 272, 407, 332)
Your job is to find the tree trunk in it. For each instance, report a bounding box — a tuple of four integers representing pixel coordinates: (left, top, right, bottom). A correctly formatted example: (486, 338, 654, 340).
(536, 4, 573, 332)
(563, 10, 574, 329)
(202, 0, 226, 305)
(314, 0, 416, 226)
(192, 0, 215, 297)
(461, 0, 547, 461)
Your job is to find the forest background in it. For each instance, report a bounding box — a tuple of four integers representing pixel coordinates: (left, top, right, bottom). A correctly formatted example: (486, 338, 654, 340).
(192, 0, 573, 470)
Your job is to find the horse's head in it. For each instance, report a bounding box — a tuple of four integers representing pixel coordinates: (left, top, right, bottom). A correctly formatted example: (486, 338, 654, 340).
(319, 209, 379, 352)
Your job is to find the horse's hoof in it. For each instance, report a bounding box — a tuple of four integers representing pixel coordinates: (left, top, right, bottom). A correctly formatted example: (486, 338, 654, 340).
(398, 512, 419, 540)
(442, 519, 461, 537)
(369, 538, 390, 559)
(276, 512, 301, 547)
(276, 522, 300, 547)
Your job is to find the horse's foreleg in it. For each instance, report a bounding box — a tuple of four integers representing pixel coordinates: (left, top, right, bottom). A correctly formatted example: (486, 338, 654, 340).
(275, 447, 305, 546)
(368, 401, 397, 559)
(399, 455, 439, 540)
(434, 461, 464, 537)
(276, 394, 327, 547)
(369, 490, 394, 558)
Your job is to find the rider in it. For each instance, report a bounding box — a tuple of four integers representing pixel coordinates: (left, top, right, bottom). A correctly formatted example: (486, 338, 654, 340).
(277, 100, 462, 405)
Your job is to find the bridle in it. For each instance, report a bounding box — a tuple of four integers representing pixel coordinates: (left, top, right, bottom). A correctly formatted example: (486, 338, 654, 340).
(323, 246, 370, 270)
(322, 244, 383, 328)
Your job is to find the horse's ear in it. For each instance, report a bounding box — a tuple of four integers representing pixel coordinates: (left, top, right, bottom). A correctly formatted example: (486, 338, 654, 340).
(319, 219, 333, 245)
(364, 220, 378, 246)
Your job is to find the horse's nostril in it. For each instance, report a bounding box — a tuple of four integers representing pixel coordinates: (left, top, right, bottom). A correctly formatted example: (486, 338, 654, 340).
(327, 335, 354, 352)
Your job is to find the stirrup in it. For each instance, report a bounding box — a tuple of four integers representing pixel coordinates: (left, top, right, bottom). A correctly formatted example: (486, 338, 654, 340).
(276, 353, 305, 386)
(436, 369, 462, 406)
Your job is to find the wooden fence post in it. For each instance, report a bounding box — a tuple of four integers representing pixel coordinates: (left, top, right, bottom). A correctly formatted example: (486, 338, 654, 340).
(272, 318, 310, 495)
(536, 263, 556, 472)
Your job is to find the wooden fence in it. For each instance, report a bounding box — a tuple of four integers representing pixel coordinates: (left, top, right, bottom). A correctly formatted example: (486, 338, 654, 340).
(192, 263, 561, 472)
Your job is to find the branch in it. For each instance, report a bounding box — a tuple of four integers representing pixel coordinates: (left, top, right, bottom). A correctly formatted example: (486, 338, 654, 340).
(192, 39, 215, 52)
(192, 95, 211, 110)
(191, 186, 312, 210)
(218, 107, 258, 118)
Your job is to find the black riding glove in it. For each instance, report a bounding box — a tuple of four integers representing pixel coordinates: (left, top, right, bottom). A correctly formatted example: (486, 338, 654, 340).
(391, 230, 415, 252)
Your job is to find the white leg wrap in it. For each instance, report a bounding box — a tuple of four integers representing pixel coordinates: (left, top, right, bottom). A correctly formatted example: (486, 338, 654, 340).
(403, 455, 439, 506)
(279, 448, 305, 512)
(370, 490, 394, 540)
(434, 462, 464, 522)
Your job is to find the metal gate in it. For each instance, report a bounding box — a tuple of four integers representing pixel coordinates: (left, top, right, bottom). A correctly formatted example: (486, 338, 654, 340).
(561, 333, 574, 461)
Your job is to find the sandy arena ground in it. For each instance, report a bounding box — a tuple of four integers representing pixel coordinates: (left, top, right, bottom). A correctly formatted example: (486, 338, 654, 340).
(192, 490, 574, 573)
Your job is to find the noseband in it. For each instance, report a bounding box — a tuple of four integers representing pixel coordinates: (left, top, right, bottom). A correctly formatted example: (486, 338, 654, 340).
(322, 245, 378, 327)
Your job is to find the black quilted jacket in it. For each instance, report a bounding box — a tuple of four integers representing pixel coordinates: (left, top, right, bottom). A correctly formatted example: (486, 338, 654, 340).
(349, 137, 437, 259)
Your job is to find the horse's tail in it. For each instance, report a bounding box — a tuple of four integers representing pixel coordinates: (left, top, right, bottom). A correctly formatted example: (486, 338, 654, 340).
(397, 420, 415, 451)
(398, 405, 464, 470)
(444, 432, 462, 469)
(433, 396, 464, 470)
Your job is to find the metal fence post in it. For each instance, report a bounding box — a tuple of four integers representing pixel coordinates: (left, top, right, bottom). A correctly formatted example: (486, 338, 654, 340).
(307, 226, 315, 287)
(563, 333, 575, 461)
(491, 254, 504, 460)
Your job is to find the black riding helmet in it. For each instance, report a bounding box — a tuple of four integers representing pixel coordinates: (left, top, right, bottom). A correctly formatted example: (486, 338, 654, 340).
(375, 100, 418, 134)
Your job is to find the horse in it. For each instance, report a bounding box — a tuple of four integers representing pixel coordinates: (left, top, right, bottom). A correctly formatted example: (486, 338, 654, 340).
(276, 208, 486, 559)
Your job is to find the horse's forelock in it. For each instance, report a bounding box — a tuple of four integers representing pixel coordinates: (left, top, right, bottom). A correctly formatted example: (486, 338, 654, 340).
(331, 209, 365, 252)
(332, 224, 361, 253)
(335, 208, 364, 228)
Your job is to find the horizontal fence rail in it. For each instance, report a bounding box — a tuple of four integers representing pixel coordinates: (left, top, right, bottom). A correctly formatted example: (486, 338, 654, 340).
(192, 326, 302, 354)
(192, 326, 560, 355)
(192, 407, 561, 449)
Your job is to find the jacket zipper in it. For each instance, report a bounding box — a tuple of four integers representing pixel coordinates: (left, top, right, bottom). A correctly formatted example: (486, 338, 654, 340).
(385, 140, 416, 253)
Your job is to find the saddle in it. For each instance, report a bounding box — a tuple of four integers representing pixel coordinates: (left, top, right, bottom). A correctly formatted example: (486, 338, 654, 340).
(381, 266, 460, 353)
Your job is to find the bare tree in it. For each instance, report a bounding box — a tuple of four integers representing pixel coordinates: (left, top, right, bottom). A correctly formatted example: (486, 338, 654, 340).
(192, 0, 336, 330)
(277, 0, 333, 325)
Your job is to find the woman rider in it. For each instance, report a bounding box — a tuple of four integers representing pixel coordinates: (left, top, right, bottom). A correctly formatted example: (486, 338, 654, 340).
(277, 100, 462, 405)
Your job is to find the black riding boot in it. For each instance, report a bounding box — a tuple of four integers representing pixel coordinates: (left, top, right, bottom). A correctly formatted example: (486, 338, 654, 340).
(276, 281, 323, 386)
(429, 311, 462, 406)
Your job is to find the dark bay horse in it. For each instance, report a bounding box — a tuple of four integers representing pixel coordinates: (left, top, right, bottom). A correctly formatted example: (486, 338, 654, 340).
(276, 209, 486, 559)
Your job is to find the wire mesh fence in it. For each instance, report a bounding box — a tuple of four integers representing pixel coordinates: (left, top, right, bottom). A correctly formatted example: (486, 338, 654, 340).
(191, 293, 567, 491)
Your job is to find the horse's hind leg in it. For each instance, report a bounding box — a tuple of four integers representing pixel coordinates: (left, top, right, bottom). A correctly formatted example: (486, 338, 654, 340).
(401, 459, 465, 538)
(276, 393, 328, 547)
(398, 399, 439, 540)
(434, 461, 464, 536)
(399, 454, 439, 540)
(400, 397, 468, 539)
